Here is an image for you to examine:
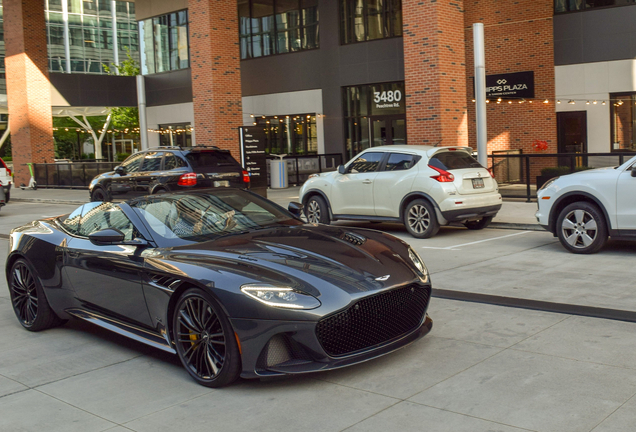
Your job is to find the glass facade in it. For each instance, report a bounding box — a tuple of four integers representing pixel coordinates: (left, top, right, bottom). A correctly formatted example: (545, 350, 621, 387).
(238, 0, 319, 60)
(343, 81, 406, 159)
(340, 0, 402, 45)
(611, 93, 636, 151)
(252, 114, 318, 155)
(46, 0, 138, 74)
(138, 10, 189, 75)
(158, 123, 193, 147)
(555, 0, 636, 13)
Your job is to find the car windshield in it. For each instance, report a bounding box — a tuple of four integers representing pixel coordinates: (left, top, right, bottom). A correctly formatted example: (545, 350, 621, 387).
(429, 151, 483, 170)
(131, 189, 302, 246)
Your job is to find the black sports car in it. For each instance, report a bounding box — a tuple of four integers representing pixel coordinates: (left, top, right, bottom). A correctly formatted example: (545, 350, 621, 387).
(6, 188, 433, 387)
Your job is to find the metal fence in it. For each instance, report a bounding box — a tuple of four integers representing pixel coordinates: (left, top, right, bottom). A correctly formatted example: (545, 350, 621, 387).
(33, 162, 119, 189)
(489, 152, 636, 202)
(267, 153, 343, 186)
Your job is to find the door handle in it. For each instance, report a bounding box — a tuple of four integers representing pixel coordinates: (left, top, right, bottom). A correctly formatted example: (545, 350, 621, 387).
(362, 180, 373, 184)
(67, 251, 79, 258)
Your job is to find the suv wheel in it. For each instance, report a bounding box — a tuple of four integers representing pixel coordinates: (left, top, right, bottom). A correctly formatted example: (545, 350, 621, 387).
(404, 199, 440, 239)
(464, 216, 493, 230)
(305, 195, 330, 224)
(90, 187, 110, 202)
(557, 202, 608, 254)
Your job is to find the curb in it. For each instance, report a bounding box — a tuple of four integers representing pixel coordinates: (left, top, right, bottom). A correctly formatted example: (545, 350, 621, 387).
(488, 222, 544, 231)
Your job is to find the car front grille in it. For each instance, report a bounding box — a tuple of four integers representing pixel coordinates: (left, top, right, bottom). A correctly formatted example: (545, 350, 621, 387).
(315, 284, 430, 357)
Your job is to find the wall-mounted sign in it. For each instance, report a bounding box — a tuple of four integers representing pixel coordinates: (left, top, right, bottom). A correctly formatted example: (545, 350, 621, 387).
(239, 126, 268, 196)
(480, 71, 535, 99)
(370, 82, 406, 115)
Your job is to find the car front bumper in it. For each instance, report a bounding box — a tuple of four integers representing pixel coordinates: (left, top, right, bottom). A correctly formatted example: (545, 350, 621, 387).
(231, 314, 433, 379)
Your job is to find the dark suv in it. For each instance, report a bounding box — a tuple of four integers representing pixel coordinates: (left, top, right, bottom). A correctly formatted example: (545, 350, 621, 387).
(89, 146, 250, 201)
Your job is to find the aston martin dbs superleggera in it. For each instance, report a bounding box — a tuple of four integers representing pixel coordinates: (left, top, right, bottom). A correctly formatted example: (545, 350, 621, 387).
(6, 188, 433, 387)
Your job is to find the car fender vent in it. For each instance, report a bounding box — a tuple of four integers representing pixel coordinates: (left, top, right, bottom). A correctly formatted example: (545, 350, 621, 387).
(149, 274, 181, 290)
(341, 232, 367, 246)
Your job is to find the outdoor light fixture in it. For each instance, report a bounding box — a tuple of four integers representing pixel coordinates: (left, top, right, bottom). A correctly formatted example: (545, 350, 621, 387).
(602, 101, 606, 105)
(497, 98, 502, 102)
(586, 101, 590, 105)
(568, 100, 575, 104)
(486, 99, 490, 103)
(508, 101, 512, 104)
(557, 100, 561, 104)
(544, 99, 549, 104)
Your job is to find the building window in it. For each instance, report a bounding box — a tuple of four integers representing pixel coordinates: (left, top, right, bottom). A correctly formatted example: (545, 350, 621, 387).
(139, 10, 188, 75)
(611, 93, 636, 152)
(555, 0, 636, 13)
(340, 0, 402, 45)
(343, 81, 406, 160)
(158, 123, 193, 147)
(42, 0, 139, 74)
(238, 0, 319, 60)
(252, 114, 318, 155)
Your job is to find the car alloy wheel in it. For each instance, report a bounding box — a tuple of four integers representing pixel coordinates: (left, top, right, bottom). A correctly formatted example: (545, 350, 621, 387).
(307, 200, 321, 223)
(408, 204, 431, 234)
(556, 202, 608, 254)
(173, 289, 241, 387)
(561, 209, 598, 249)
(10, 262, 38, 326)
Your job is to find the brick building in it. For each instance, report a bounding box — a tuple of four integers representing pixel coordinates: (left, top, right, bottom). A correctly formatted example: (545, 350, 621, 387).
(4, 0, 636, 184)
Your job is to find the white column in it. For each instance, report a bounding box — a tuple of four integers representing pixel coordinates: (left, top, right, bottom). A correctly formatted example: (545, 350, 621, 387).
(111, 0, 119, 69)
(62, 0, 71, 73)
(473, 23, 488, 168)
(137, 75, 149, 150)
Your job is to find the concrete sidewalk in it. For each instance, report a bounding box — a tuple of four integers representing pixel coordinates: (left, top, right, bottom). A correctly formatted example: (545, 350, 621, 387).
(10, 186, 541, 230)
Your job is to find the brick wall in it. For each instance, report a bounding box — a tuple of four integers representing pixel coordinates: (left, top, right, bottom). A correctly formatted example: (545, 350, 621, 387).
(4, 0, 55, 186)
(189, 0, 243, 161)
(402, 0, 469, 147)
(464, 0, 557, 177)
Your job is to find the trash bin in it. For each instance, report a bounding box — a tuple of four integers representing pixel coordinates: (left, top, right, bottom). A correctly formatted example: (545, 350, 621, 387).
(270, 154, 288, 189)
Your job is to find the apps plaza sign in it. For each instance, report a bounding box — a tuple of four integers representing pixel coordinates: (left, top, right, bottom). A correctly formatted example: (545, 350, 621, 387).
(484, 71, 534, 99)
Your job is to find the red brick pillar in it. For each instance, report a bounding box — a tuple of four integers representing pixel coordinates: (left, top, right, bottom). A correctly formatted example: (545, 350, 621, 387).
(402, 0, 468, 147)
(189, 0, 243, 160)
(4, 0, 55, 186)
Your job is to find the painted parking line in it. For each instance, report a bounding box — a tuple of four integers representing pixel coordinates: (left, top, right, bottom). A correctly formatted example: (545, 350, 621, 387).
(421, 231, 533, 251)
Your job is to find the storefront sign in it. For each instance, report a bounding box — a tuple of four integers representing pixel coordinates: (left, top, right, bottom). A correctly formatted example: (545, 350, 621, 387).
(483, 71, 535, 99)
(370, 82, 406, 115)
(239, 126, 268, 196)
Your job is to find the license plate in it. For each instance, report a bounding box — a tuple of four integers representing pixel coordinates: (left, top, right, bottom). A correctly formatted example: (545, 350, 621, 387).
(472, 178, 485, 189)
(214, 180, 230, 187)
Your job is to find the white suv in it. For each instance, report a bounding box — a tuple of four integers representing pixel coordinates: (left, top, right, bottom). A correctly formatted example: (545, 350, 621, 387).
(536, 155, 636, 254)
(299, 145, 502, 238)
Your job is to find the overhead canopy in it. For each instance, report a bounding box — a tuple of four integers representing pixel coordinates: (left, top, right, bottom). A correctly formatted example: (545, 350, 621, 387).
(50, 106, 111, 117)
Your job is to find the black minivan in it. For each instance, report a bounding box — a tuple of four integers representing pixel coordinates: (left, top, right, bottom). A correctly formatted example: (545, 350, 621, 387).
(88, 146, 250, 201)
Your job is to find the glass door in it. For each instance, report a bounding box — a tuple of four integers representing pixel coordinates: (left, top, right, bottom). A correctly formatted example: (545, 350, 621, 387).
(370, 115, 406, 147)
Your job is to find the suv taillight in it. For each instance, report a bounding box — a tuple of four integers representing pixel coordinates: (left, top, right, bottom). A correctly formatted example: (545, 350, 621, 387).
(242, 170, 250, 184)
(429, 165, 455, 182)
(487, 167, 495, 178)
(0, 159, 10, 176)
(178, 172, 197, 186)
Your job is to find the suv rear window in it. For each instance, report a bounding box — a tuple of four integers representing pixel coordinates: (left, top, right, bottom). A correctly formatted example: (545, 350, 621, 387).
(429, 151, 482, 171)
(185, 151, 241, 169)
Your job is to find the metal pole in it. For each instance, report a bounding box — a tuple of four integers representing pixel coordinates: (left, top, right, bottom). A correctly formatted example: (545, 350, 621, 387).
(62, 0, 71, 73)
(111, 0, 119, 69)
(473, 23, 488, 167)
(136, 75, 149, 150)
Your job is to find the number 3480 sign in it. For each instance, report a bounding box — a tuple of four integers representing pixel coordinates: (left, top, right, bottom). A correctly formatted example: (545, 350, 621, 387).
(374, 90, 402, 106)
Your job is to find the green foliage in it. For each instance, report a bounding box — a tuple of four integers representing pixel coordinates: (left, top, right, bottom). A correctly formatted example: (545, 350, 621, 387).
(104, 48, 140, 131)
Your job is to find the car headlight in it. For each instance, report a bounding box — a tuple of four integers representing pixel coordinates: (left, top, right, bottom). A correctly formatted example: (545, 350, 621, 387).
(240, 284, 321, 309)
(538, 176, 559, 192)
(408, 248, 429, 283)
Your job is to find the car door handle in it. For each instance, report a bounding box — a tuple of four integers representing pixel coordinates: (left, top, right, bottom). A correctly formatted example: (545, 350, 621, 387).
(362, 180, 373, 184)
(67, 251, 79, 258)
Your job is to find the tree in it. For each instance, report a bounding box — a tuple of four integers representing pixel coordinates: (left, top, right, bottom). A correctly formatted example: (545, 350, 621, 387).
(103, 48, 140, 131)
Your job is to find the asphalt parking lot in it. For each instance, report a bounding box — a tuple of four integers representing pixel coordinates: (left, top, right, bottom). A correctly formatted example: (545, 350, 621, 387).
(1, 200, 635, 431)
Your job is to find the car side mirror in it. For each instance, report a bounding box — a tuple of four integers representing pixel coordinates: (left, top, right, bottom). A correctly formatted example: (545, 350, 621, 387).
(288, 201, 304, 218)
(89, 228, 125, 245)
(632, 168, 636, 177)
(114, 165, 126, 175)
(338, 165, 346, 175)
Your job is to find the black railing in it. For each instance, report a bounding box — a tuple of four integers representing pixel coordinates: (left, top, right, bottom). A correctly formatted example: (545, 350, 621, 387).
(266, 153, 343, 186)
(33, 162, 119, 189)
(489, 152, 636, 202)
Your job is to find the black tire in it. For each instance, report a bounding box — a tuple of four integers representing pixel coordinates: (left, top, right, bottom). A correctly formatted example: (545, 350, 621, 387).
(305, 195, 331, 224)
(404, 199, 440, 239)
(464, 216, 493, 230)
(172, 288, 241, 388)
(8, 258, 66, 331)
(153, 188, 167, 195)
(556, 202, 608, 254)
(90, 187, 110, 202)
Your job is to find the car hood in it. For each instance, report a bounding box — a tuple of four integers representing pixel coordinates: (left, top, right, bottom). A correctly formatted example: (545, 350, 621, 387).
(162, 225, 422, 298)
